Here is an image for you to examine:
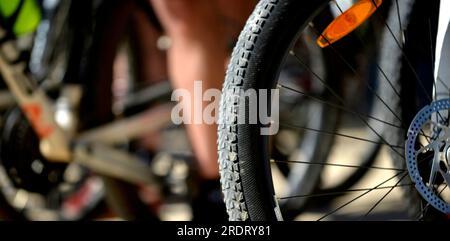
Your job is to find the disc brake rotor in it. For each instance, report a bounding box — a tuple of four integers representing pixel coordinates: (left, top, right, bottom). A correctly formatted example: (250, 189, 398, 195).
(406, 99, 450, 214)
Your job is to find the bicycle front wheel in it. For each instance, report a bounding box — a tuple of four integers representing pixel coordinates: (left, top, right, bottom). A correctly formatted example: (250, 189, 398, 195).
(219, 0, 425, 221)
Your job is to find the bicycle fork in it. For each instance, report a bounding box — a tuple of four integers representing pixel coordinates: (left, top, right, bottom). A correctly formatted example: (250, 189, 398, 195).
(434, 0, 450, 100)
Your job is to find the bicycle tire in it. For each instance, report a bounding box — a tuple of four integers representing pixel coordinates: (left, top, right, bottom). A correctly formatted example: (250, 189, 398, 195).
(218, 0, 331, 221)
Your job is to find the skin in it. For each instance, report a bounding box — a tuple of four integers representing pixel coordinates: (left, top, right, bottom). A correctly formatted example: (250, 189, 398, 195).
(149, 0, 254, 179)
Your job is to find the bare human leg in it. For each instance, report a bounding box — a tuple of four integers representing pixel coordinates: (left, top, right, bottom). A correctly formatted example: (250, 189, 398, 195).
(150, 0, 227, 180)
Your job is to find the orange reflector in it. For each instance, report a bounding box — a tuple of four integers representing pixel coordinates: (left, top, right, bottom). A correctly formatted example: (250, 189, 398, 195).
(317, 0, 383, 48)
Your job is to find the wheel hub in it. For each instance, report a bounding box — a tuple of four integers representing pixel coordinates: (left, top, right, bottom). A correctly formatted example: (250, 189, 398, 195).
(406, 99, 450, 214)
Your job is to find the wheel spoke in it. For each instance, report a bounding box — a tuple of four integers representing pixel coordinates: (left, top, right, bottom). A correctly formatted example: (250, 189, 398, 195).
(290, 50, 405, 159)
(306, 27, 404, 125)
(278, 83, 404, 129)
(416, 185, 447, 219)
(272, 159, 405, 172)
(333, 0, 402, 100)
(317, 172, 408, 221)
(374, 1, 434, 104)
(362, 173, 408, 218)
(280, 122, 404, 149)
(309, 151, 434, 220)
(277, 183, 413, 200)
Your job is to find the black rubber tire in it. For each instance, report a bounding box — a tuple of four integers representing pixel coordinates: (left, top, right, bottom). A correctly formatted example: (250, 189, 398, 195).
(218, 0, 331, 221)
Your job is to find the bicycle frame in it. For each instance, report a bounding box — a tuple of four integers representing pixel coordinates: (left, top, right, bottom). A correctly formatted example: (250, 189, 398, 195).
(0, 38, 71, 162)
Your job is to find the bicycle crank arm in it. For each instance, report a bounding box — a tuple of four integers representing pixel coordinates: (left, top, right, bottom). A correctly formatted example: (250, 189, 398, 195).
(73, 142, 160, 187)
(77, 103, 173, 144)
(0, 52, 71, 162)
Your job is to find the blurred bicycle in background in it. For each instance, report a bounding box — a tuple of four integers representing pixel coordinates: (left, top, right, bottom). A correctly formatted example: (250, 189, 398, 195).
(0, 0, 270, 221)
